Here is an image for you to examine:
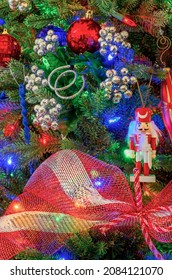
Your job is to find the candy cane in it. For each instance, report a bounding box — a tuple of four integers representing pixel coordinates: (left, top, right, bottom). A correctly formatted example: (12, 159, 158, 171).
(140, 217, 164, 260)
(133, 168, 142, 212)
(133, 168, 164, 260)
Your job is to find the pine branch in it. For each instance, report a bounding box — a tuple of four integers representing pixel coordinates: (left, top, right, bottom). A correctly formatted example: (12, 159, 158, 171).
(5, 90, 20, 102)
(0, 169, 27, 196)
(129, 64, 166, 81)
(0, 69, 18, 91)
(1, 130, 61, 167)
(67, 0, 86, 12)
(26, 88, 54, 105)
(0, 0, 10, 16)
(138, 0, 157, 14)
(153, 155, 172, 172)
(60, 137, 86, 152)
(74, 116, 111, 154)
(153, 10, 169, 27)
(12, 248, 56, 260)
(0, 111, 21, 133)
(88, 0, 118, 17)
(119, 0, 139, 14)
(24, 14, 54, 29)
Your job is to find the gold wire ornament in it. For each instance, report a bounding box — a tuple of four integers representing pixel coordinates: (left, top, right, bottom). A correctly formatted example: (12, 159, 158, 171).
(156, 30, 171, 67)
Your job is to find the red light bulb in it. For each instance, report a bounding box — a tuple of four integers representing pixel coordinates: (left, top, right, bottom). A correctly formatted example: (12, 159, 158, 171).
(10, 125, 15, 130)
(14, 204, 20, 210)
(123, 16, 137, 27)
(4, 122, 18, 137)
(39, 134, 52, 146)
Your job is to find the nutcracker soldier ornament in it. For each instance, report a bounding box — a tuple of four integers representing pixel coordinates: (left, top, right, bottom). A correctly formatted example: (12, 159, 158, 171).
(128, 108, 161, 182)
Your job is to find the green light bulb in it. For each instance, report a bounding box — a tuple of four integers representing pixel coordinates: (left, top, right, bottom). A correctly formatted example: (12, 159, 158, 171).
(124, 149, 131, 158)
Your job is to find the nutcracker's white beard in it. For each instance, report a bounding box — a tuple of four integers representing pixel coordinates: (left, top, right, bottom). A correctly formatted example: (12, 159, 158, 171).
(127, 120, 162, 145)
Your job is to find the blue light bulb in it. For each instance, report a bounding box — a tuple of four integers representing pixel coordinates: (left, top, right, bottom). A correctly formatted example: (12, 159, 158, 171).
(108, 117, 121, 124)
(0, 18, 6, 26)
(7, 158, 12, 165)
(94, 180, 102, 187)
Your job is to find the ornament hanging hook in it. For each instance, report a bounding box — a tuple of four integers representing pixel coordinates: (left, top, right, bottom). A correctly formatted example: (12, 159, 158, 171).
(85, 10, 93, 19)
(136, 74, 153, 108)
(2, 28, 8, 34)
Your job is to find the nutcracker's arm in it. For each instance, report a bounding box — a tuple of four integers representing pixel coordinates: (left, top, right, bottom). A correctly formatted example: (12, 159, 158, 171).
(129, 134, 135, 158)
(151, 136, 156, 158)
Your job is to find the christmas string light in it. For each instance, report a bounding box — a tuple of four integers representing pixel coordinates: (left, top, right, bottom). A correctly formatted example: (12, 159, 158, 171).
(111, 11, 137, 27)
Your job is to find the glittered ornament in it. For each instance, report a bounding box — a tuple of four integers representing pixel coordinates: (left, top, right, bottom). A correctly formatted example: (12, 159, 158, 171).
(0, 30, 21, 68)
(25, 66, 48, 93)
(34, 30, 59, 57)
(100, 67, 137, 103)
(67, 18, 101, 54)
(113, 97, 121, 103)
(98, 24, 134, 68)
(124, 90, 133, 98)
(33, 98, 62, 131)
(8, 0, 31, 12)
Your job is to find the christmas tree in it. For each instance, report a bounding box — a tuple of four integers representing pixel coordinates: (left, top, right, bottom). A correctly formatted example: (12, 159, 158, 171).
(0, 0, 172, 260)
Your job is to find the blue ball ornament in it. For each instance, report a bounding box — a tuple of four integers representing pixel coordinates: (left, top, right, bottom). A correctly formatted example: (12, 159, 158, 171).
(37, 25, 67, 46)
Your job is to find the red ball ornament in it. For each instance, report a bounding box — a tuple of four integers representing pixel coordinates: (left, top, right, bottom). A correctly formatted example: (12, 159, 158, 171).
(0, 32, 21, 68)
(67, 18, 101, 54)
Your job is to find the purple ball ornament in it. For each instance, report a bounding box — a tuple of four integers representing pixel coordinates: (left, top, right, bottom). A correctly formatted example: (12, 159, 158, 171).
(37, 25, 67, 46)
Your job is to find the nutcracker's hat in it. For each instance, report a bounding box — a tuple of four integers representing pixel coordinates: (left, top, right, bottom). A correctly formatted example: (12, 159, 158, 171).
(135, 107, 152, 122)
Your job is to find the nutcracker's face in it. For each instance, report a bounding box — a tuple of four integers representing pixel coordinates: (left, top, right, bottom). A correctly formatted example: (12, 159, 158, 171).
(136, 121, 151, 134)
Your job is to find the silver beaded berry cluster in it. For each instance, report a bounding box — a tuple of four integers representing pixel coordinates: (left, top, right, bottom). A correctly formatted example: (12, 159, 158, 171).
(25, 66, 48, 93)
(99, 26, 131, 60)
(33, 30, 59, 56)
(8, 0, 31, 12)
(100, 68, 137, 103)
(33, 98, 62, 131)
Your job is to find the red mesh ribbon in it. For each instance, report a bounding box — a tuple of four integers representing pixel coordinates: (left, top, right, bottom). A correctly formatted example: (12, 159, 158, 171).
(0, 150, 172, 260)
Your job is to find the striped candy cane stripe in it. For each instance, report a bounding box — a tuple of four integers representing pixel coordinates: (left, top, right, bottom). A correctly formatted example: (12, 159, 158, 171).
(146, 223, 171, 234)
(133, 168, 142, 212)
(133, 168, 164, 260)
(148, 206, 172, 215)
(140, 217, 164, 260)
